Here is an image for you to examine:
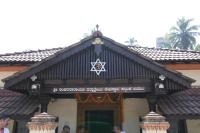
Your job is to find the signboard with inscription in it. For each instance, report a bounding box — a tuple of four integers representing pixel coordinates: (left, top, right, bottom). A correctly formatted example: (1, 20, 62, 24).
(47, 86, 149, 94)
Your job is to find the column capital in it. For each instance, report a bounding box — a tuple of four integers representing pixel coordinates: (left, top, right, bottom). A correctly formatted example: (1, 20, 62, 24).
(27, 112, 58, 131)
(140, 112, 170, 131)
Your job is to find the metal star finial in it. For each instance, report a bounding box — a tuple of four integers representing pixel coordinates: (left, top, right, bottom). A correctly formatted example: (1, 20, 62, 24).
(90, 58, 106, 76)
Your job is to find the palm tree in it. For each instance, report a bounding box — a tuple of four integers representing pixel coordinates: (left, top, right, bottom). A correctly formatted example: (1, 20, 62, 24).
(125, 37, 138, 46)
(168, 17, 200, 50)
(162, 34, 175, 49)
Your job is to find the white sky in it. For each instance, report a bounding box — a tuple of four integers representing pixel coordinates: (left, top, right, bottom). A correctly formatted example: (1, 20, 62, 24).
(0, 0, 200, 54)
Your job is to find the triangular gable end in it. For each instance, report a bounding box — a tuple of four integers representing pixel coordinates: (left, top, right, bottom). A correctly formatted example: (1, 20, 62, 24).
(3, 33, 194, 91)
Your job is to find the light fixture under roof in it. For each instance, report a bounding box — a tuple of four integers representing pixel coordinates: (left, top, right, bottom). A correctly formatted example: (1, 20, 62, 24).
(30, 75, 37, 81)
(159, 75, 165, 81)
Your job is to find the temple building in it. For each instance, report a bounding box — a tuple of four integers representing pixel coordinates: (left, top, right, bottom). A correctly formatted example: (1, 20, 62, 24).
(0, 30, 200, 133)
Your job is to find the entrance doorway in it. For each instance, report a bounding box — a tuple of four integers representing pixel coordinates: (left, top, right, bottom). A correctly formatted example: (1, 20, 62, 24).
(85, 110, 114, 133)
(76, 93, 123, 133)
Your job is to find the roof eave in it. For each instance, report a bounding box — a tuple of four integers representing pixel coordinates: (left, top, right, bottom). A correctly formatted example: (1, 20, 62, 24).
(2, 35, 195, 89)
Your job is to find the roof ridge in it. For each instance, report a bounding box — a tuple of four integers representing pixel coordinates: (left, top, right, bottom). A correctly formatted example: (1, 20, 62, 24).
(128, 45, 200, 53)
(0, 47, 64, 57)
(1, 45, 200, 57)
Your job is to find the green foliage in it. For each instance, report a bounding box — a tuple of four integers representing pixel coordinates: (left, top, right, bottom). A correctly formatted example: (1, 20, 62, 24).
(125, 37, 138, 46)
(162, 34, 175, 49)
(164, 17, 200, 50)
(195, 44, 200, 51)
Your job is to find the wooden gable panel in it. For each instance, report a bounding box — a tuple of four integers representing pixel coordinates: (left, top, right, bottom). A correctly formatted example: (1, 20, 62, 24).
(37, 45, 158, 80)
(4, 35, 193, 93)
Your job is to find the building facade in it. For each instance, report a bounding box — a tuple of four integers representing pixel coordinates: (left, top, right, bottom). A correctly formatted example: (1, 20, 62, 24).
(0, 31, 200, 133)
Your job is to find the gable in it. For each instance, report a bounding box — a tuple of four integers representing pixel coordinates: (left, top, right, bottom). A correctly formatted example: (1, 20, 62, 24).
(3, 34, 194, 92)
(37, 45, 157, 80)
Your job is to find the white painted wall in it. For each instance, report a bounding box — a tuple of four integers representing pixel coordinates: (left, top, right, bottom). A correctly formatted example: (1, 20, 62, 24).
(187, 120, 200, 133)
(123, 98, 149, 133)
(48, 99, 77, 133)
(48, 98, 149, 133)
(177, 70, 200, 86)
(0, 71, 17, 87)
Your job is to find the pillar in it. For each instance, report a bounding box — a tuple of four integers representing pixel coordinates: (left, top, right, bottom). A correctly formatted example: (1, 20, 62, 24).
(140, 112, 170, 133)
(16, 119, 29, 133)
(40, 96, 50, 113)
(147, 95, 157, 112)
(27, 112, 58, 133)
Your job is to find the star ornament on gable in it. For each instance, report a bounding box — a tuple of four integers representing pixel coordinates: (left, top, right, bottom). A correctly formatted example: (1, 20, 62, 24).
(90, 58, 106, 76)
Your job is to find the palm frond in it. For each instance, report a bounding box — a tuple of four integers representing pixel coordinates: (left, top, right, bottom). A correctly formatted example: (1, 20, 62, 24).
(187, 25, 199, 31)
(167, 17, 199, 50)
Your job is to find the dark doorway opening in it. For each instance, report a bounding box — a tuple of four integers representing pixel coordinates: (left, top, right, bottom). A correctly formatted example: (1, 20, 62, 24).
(85, 110, 114, 133)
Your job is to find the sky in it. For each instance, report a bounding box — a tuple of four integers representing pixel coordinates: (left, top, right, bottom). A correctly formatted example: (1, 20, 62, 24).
(0, 0, 200, 54)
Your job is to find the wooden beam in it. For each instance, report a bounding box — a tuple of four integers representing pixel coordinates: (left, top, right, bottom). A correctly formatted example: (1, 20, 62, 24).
(165, 64, 200, 70)
(0, 66, 27, 71)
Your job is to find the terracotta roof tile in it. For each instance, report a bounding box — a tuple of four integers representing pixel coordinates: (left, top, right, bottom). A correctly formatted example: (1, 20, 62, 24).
(0, 48, 62, 63)
(128, 46, 200, 61)
(0, 46, 200, 63)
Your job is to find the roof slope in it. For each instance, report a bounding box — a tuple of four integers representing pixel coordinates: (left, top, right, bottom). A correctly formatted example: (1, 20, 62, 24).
(158, 87, 200, 119)
(0, 48, 62, 63)
(129, 46, 200, 62)
(2, 34, 194, 89)
(0, 46, 200, 64)
(0, 89, 39, 118)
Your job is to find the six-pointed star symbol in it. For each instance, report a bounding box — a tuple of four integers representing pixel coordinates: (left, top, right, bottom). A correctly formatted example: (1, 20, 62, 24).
(90, 58, 106, 76)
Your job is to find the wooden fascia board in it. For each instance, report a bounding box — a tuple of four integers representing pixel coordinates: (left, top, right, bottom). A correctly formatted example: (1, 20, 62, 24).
(166, 64, 200, 70)
(3, 35, 194, 89)
(3, 38, 93, 88)
(0, 66, 27, 71)
(102, 37, 194, 86)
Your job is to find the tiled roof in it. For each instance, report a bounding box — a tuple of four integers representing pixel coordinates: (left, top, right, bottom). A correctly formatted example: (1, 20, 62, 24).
(128, 46, 200, 62)
(158, 87, 200, 119)
(0, 48, 62, 63)
(0, 89, 39, 118)
(0, 46, 200, 63)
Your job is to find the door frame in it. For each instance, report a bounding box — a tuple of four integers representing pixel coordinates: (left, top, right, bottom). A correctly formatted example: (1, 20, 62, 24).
(77, 102, 122, 131)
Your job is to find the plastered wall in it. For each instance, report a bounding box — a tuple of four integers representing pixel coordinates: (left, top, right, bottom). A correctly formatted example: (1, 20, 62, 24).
(187, 120, 200, 133)
(48, 99, 77, 133)
(123, 98, 149, 133)
(0, 71, 17, 87)
(176, 70, 200, 86)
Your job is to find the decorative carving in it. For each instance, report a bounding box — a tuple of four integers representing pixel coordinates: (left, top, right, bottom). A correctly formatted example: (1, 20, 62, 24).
(75, 93, 122, 104)
(90, 58, 106, 75)
(92, 38, 104, 45)
(92, 24, 103, 37)
(76, 93, 124, 128)
(140, 112, 170, 132)
(27, 112, 58, 131)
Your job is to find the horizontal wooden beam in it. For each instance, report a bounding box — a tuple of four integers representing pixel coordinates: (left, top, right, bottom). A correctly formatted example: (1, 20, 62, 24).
(44, 79, 151, 86)
(0, 66, 27, 71)
(165, 64, 200, 70)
